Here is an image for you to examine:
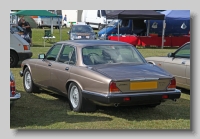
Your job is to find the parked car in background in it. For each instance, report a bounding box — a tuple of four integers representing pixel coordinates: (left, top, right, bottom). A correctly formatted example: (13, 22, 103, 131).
(10, 71, 21, 107)
(10, 24, 32, 68)
(146, 42, 190, 90)
(98, 19, 146, 40)
(19, 40, 181, 112)
(10, 23, 31, 44)
(68, 25, 97, 40)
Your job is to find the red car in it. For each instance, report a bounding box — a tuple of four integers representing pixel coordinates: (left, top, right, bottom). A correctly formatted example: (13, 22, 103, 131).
(10, 71, 21, 107)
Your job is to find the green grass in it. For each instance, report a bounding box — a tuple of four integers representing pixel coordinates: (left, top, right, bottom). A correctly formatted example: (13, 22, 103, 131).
(10, 28, 190, 130)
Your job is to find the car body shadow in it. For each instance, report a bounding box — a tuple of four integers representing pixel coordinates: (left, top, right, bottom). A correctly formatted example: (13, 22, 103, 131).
(10, 90, 112, 129)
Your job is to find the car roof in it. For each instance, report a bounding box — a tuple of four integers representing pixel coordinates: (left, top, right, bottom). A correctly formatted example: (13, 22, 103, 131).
(56, 40, 132, 47)
(72, 25, 90, 27)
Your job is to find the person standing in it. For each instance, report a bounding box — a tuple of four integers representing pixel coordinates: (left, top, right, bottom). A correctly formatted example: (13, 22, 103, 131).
(63, 14, 67, 28)
(18, 16, 24, 26)
(18, 18, 32, 46)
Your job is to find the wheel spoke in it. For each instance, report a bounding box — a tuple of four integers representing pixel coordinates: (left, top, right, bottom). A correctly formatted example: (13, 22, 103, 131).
(25, 72, 31, 90)
(70, 86, 79, 108)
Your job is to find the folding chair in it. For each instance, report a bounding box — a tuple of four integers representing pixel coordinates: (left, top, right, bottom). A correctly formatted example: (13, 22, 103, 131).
(44, 30, 52, 42)
(42, 30, 56, 47)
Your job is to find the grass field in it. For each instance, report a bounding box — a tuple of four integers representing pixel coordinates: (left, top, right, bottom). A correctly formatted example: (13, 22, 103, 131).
(10, 28, 190, 130)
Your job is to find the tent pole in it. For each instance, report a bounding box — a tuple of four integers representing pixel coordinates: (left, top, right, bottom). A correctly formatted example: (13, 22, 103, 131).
(58, 17, 61, 41)
(161, 20, 165, 49)
(51, 17, 53, 35)
(118, 19, 119, 41)
(147, 20, 150, 36)
(105, 18, 107, 40)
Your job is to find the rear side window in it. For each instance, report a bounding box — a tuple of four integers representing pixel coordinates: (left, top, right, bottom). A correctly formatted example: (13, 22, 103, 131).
(58, 45, 76, 65)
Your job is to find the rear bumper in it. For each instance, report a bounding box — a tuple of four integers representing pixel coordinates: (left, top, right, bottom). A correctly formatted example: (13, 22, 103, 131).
(18, 52, 32, 61)
(10, 93, 21, 102)
(82, 89, 181, 106)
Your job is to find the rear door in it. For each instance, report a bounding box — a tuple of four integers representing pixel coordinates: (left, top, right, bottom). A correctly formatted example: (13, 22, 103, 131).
(50, 44, 76, 93)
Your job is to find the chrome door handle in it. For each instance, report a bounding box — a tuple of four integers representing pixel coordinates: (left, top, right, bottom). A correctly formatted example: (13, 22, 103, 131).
(48, 63, 52, 66)
(65, 67, 69, 70)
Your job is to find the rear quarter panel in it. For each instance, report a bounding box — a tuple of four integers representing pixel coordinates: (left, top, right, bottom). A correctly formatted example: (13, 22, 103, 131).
(69, 66, 111, 94)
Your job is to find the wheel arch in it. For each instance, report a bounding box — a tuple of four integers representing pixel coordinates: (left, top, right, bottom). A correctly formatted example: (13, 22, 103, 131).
(66, 79, 83, 94)
(10, 49, 19, 60)
(23, 64, 32, 75)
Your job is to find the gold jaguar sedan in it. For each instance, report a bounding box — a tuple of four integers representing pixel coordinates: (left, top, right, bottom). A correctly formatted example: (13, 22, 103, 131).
(146, 42, 190, 90)
(19, 40, 181, 112)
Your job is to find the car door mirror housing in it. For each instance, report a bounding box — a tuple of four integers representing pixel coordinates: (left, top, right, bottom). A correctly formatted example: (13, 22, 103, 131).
(38, 54, 45, 59)
(147, 61, 156, 65)
(167, 53, 174, 57)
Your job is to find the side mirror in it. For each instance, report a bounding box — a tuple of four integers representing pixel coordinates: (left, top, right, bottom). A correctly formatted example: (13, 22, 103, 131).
(147, 61, 156, 65)
(167, 53, 174, 57)
(38, 54, 45, 59)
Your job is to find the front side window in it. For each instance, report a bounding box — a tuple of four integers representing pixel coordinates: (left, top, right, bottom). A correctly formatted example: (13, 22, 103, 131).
(101, 10, 106, 17)
(121, 19, 129, 27)
(82, 45, 145, 65)
(46, 44, 62, 61)
(175, 43, 190, 58)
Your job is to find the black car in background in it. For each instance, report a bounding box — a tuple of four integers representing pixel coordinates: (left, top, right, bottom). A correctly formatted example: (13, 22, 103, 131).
(68, 25, 97, 40)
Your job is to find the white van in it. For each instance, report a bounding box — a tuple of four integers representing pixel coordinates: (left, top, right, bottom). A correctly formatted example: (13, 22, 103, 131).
(61, 10, 82, 28)
(81, 10, 107, 30)
(10, 30, 32, 68)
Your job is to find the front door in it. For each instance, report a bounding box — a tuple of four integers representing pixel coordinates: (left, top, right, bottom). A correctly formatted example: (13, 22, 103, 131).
(33, 44, 62, 87)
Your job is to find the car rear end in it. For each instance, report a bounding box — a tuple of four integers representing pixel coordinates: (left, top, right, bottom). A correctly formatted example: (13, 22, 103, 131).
(10, 71, 21, 106)
(84, 64, 181, 107)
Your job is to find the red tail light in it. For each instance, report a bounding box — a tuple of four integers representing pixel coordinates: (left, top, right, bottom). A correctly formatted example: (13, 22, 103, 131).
(10, 81, 16, 96)
(123, 97, 131, 101)
(109, 82, 121, 93)
(162, 95, 169, 99)
(167, 78, 176, 90)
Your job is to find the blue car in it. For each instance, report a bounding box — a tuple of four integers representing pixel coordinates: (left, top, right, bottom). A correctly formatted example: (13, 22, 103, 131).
(98, 19, 146, 40)
(10, 71, 21, 107)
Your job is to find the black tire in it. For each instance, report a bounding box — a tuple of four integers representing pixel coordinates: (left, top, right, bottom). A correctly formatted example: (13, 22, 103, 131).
(68, 82, 96, 112)
(10, 51, 18, 68)
(23, 67, 40, 93)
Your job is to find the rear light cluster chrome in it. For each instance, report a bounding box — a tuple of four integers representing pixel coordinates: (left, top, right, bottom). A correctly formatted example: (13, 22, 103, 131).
(109, 82, 121, 93)
(167, 77, 176, 90)
(10, 80, 16, 97)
